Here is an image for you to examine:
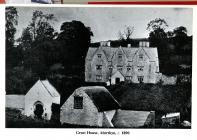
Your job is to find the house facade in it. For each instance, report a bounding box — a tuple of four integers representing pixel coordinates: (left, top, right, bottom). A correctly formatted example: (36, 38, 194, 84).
(25, 80, 60, 120)
(85, 41, 161, 84)
(60, 86, 120, 127)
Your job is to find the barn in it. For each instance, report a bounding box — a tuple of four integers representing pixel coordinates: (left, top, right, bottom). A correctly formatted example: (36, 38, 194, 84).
(60, 86, 120, 127)
(24, 79, 60, 120)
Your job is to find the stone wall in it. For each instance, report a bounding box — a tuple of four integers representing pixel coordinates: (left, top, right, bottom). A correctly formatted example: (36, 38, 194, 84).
(6, 95, 25, 109)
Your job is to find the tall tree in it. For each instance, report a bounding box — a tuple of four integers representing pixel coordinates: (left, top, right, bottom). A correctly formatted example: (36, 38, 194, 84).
(147, 18, 168, 53)
(57, 20, 93, 73)
(6, 7, 18, 49)
(173, 26, 189, 54)
(28, 10, 57, 42)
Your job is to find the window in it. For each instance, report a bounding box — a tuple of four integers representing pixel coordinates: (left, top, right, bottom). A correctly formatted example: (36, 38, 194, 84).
(96, 75, 102, 80)
(126, 76, 132, 81)
(149, 65, 151, 73)
(96, 65, 102, 70)
(139, 54, 143, 60)
(138, 76, 144, 83)
(97, 54, 102, 58)
(108, 65, 113, 71)
(138, 66, 144, 71)
(117, 65, 123, 71)
(74, 96, 83, 109)
(127, 66, 131, 71)
(118, 54, 122, 59)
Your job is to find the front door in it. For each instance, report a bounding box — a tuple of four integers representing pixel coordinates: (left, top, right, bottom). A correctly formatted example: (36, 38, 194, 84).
(138, 76, 144, 83)
(115, 77, 120, 84)
(34, 101, 44, 119)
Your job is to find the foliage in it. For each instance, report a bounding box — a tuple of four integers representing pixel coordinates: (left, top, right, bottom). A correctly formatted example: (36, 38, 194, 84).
(57, 20, 93, 66)
(108, 82, 191, 123)
(6, 7, 18, 49)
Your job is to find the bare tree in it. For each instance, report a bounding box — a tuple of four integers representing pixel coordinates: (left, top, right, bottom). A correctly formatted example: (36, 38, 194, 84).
(118, 25, 134, 40)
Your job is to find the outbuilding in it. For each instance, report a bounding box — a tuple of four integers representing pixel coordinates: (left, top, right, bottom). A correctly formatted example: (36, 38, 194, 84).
(24, 79, 60, 120)
(60, 86, 120, 127)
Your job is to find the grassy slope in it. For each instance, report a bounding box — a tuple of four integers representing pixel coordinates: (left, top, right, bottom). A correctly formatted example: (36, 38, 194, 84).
(108, 83, 191, 121)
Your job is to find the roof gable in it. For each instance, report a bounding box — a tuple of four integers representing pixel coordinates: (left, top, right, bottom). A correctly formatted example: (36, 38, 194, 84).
(26, 80, 60, 97)
(86, 46, 158, 63)
(40, 80, 60, 97)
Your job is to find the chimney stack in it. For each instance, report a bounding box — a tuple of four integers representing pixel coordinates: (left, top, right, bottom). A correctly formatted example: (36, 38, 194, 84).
(100, 41, 111, 47)
(139, 41, 149, 47)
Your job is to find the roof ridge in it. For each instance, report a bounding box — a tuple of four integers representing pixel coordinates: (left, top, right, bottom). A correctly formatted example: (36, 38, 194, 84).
(40, 80, 54, 97)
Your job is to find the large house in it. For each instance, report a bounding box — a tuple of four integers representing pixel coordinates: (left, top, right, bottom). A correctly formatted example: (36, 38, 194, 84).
(85, 41, 161, 84)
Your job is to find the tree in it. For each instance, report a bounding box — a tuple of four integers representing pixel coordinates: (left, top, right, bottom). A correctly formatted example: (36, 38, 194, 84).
(6, 7, 21, 68)
(118, 25, 134, 41)
(17, 27, 33, 50)
(173, 26, 189, 54)
(147, 18, 168, 31)
(57, 20, 93, 73)
(6, 7, 18, 49)
(147, 18, 168, 54)
(28, 10, 57, 42)
(173, 26, 187, 37)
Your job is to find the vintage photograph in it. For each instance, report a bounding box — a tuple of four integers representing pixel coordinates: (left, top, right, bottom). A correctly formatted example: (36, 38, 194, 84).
(5, 6, 192, 128)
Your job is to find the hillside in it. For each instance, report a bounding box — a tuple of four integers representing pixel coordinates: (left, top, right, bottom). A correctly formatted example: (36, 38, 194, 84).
(108, 83, 191, 122)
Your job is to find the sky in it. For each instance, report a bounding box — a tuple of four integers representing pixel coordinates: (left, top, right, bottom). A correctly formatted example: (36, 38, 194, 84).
(15, 6, 193, 42)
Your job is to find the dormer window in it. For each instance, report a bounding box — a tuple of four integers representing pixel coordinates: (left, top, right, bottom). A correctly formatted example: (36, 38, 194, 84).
(96, 65, 102, 70)
(97, 54, 102, 58)
(74, 96, 83, 109)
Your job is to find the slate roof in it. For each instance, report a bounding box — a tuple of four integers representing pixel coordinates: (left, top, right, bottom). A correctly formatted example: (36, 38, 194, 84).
(86, 46, 158, 62)
(80, 86, 120, 112)
(40, 80, 60, 97)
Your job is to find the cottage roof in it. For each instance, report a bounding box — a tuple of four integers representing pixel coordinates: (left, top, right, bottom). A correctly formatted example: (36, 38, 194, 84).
(80, 86, 120, 112)
(39, 80, 60, 97)
(112, 110, 154, 128)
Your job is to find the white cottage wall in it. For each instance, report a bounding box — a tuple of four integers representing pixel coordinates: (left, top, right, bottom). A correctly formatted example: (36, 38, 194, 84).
(25, 81, 54, 120)
(60, 89, 102, 127)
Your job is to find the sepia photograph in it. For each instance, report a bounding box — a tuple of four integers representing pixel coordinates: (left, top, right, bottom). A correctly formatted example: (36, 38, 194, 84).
(5, 6, 192, 128)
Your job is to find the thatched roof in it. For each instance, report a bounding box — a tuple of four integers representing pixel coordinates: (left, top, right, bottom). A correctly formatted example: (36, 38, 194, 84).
(112, 110, 155, 128)
(81, 86, 120, 112)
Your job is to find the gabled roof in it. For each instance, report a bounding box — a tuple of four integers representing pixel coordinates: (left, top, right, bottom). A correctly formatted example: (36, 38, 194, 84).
(111, 70, 124, 79)
(39, 80, 60, 97)
(86, 46, 158, 62)
(79, 86, 120, 112)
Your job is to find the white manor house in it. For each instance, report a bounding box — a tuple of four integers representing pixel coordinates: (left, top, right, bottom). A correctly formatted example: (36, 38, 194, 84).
(85, 40, 161, 84)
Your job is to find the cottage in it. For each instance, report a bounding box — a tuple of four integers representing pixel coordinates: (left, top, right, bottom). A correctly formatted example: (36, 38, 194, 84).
(24, 79, 60, 120)
(112, 110, 155, 128)
(60, 86, 120, 127)
(85, 40, 161, 84)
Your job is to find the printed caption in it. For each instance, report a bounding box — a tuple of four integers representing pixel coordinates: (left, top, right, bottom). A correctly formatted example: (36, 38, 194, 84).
(76, 130, 130, 135)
